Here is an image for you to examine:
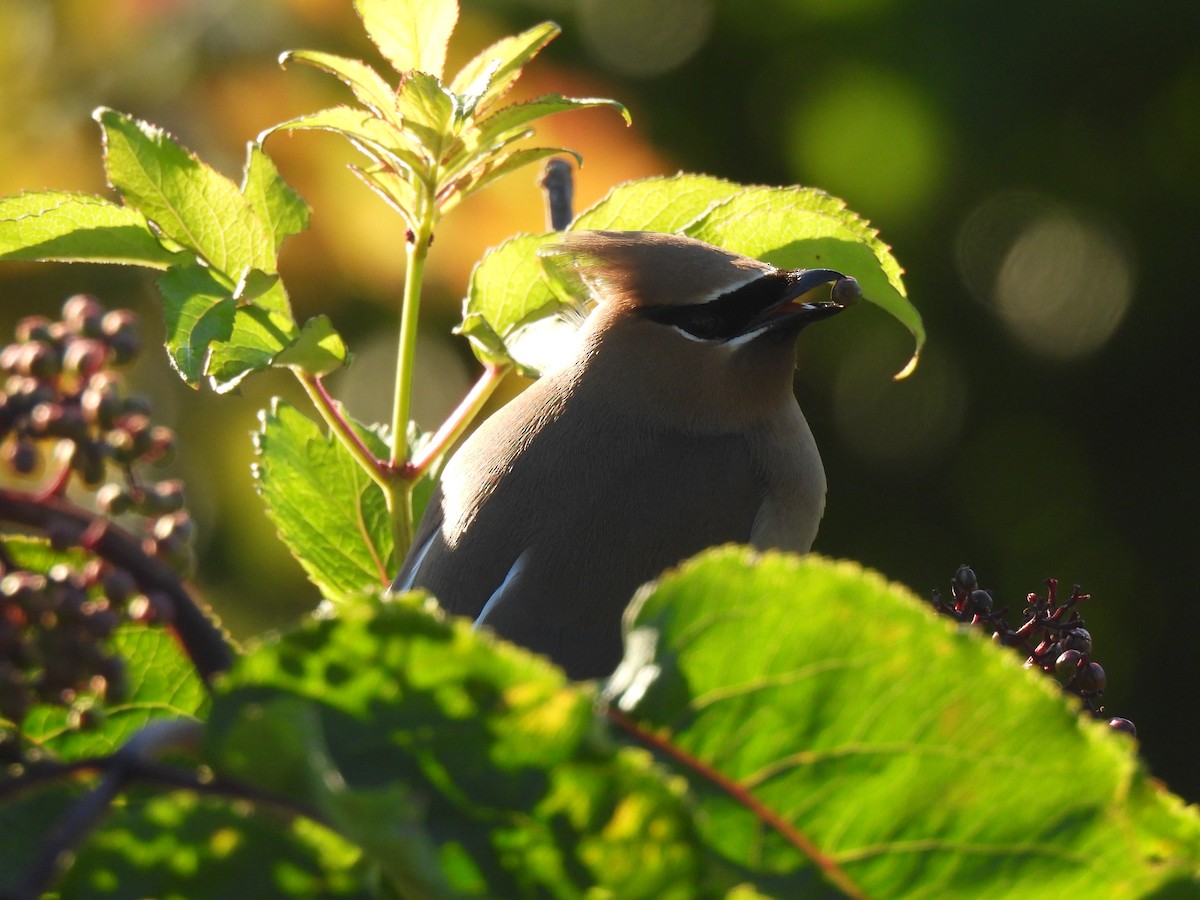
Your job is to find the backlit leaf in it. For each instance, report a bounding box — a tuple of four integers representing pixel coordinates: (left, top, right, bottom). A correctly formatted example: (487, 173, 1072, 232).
(608, 550, 1200, 898)
(353, 0, 459, 79)
(94, 108, 274, 280)
(279, 50, 398, 119)
(449, 22, 559, 118)
(0, 191, 181, 268)
(685, 185, 923, 377)
(253, 401, 394, 599)
(241, 144, 310, 253)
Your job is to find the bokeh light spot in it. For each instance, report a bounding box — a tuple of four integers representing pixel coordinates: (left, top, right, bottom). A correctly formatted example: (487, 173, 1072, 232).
(578, 0, 714, 78)
(787, 66, 947, 220)
(958, 192, 1135, 360)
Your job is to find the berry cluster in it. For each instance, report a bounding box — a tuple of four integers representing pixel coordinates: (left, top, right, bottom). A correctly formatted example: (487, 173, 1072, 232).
(933, 566, 1134, 735)
(1, 295, 191, 735)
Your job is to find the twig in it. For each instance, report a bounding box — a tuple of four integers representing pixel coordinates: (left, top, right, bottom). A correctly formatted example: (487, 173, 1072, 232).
(0, 487, 234, 683)
(6, 720, 203, 900)
(539, 158, 575, 231)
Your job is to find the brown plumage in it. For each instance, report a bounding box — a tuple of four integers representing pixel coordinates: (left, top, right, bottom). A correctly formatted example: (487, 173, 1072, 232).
(394, 230, 853, 679)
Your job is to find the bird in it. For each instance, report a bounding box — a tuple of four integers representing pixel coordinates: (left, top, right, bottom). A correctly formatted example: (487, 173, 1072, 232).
(393, 230, 857, 679)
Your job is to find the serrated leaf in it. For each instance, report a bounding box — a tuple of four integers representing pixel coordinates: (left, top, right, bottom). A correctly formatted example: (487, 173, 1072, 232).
(265, 106, 428, 177)
(354, 0, 458, 79)
(449, 22, 559, 118)
(253, 401, 394, 599)
(684, 185, 924, 377)
(460, 233, 561, 371)
(0, 190, 182, 268)
(158, 265, 237, 386)
(22, 626, 209, 760)
(439, 146, 581, 214)
(394, 70, 455, 155)
(574, 172, 742, 232)
(349, 165, 419, 232)
(206, 592, 705, 897)
(241, 143, 310, 253)
(279, 50, 398, 120)
(469, 94, 630, 154)
(95, 108, 275, 281)
(609, 550, 1200, 898)
(205, 278, 300, 392)
(272, 315, 349, 377)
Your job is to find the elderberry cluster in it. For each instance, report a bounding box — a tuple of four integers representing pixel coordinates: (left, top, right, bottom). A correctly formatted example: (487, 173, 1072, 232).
(1, 295, 192, 735)
(933, 566, 1134, 735)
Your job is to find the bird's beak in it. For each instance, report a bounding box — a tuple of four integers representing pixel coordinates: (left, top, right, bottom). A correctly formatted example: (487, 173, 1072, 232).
(748, 269, 859, 334)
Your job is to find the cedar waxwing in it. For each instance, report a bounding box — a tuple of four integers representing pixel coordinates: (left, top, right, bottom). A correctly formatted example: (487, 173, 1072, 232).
(393, 230, 857, 679)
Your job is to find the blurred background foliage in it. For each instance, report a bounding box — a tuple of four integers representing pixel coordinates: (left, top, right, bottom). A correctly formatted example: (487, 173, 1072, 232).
(2, 0, 1197, 801)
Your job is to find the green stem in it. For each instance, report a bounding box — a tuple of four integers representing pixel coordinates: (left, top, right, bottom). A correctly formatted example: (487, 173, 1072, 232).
(296, 373, 390, 492)
(389, 210, 435, 556)
(392, 228, 430, 467)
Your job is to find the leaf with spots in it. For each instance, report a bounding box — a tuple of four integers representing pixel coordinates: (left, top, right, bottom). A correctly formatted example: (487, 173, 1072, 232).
(205, 592, 706, 897)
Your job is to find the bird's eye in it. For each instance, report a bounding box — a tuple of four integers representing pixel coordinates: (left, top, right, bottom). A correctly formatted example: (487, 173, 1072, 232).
(680, 309, 724, 340)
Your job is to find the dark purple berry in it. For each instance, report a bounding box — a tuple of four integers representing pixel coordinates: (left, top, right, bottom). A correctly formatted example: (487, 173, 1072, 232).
(62, 294, 104, 336)
(1061, 628, 1092, 655)
(1108, 717, 1136, 736)
(968, 589, 993, 614)
(953, 565, 978, 592)
(831, 276, 862, 306)
(1055, 649, 1084, 677)
(1076, 661, 1107, 693)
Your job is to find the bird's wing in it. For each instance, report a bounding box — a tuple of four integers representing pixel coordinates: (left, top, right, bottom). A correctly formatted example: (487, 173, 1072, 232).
(443, 421, 763, 678)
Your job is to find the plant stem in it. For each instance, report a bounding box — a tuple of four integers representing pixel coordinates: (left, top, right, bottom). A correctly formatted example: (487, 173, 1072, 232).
(296, 373, 389, 492)
(407, 362, 509, 479)
(393, 224, 433, 463)
(388, 212, 435, 556)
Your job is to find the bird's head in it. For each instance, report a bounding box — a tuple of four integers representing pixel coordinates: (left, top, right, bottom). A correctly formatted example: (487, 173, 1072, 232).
(540, 231, 858, 427)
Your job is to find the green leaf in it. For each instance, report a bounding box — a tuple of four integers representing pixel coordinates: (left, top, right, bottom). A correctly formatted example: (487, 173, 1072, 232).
(573, 172, 742, 232)
(439, 146, 582, 215)
(394, 70, 456, 156)
(348, 165, 419, 233)
(449, 22, 559, 118)
(94, 108, 275, 280)
(272, 315, 349, 377)
(279, 51, 398, 120)
(609, 550, 1200, 898)
(22, 625, 209, 760)
(241, 143, 310, 253)
(265, 106, 428, 177)
(253, 401, 394, 600)
(157, 265, 236, 386)
(61, 792, 372, 899)
(0, 190, 182, 268)
(354, 0, 459, 79)
(460, 233, 561, 372)
(205, 278, 299, 392)
(684, 185, 924, 377)
(206, 592, 705, 897)
(465, 94, 630, 159)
